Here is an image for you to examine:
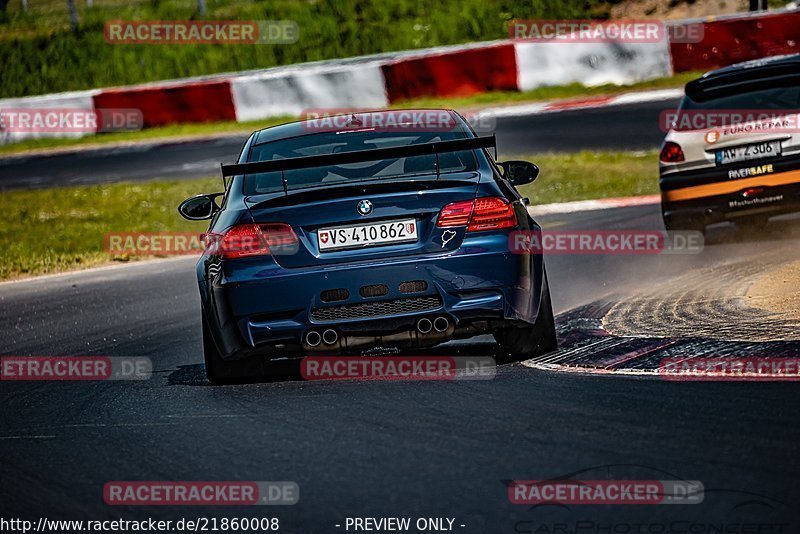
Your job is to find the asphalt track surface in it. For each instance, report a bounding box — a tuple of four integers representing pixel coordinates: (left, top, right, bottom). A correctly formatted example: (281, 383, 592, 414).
(2, 203, 799, 530)
(0, 99, 677, 190)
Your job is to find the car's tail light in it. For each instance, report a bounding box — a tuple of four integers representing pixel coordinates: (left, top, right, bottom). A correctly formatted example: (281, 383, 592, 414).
(436, 197, 517, 232)
(468, 197, 517, 231)
(206, 223, 298, 259)
(660, 142, 685, 163)
(742, 187, 763, 198)
(437, 200, 474, 227)
(259, 223, 299, 252)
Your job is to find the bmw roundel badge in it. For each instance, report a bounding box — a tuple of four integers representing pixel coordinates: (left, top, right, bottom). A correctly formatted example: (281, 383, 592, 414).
(357, 199, 373, 216)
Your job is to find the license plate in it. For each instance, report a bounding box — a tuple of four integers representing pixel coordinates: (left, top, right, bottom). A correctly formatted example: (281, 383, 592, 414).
(318, 219, 418, 251)
(715, 140, 782, 165)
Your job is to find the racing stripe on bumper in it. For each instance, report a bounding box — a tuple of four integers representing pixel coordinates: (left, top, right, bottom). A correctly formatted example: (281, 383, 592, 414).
(662, 169, 800, 202)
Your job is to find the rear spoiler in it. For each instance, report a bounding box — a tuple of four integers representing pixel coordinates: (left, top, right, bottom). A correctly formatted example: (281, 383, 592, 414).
(221, 135, 496, 178)
(686, 70, 800, 102)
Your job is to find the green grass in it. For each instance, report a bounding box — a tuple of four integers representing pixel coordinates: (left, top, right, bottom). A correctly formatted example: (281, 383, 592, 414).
(0, 149, 658, 281)
(0, 176, 219, 280)
(1, 0, 607, 98)
(516, 150, 659, 205)
(0, 72, 699, 156)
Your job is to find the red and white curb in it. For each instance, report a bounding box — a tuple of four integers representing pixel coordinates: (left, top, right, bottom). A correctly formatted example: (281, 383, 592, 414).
(2, 9, 798, 144)
(479, 88, 683, 119)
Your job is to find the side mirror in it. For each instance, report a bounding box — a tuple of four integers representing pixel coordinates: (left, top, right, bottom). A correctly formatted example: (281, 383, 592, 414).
(178, 194, 222, 221)
(499, 161, 539, 186)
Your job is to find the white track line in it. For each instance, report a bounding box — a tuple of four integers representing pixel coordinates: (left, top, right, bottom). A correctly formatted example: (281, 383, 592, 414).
(480, 88, 684, 119)
(529, 195, 660, 216)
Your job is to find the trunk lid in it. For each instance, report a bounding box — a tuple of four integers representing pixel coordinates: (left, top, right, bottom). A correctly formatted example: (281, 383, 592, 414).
(245, 173, 480, 268)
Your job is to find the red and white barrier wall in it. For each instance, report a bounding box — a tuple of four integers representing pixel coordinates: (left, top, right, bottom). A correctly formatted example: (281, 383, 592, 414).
(668, 10, 800, 72)
(380, 42, 518, 101)
(231, 62, 389, 121)
(0, 90, 98, 144)
(515, 40, 672, 90)
(1, 9, 799, 143)
(93, 80, 237, 128)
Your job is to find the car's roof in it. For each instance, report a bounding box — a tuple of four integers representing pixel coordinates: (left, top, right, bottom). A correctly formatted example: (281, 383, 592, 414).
(251, 109, 462, 145)
(685, 53, 800, 101)
(699, 53, 800, 79)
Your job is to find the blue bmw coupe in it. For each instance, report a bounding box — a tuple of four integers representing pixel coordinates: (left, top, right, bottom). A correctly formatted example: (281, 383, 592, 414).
(179, 110, 556, 383)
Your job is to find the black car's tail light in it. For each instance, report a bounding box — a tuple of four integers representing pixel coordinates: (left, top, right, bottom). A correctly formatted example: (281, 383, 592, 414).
(660, 142, 685, 163)
(206, 223, 298, 259)
(436, 197, 517, 232)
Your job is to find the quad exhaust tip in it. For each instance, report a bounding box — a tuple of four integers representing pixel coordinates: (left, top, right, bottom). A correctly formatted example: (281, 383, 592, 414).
(417, 318, 433, 334)
(433, 316, 449, 333)
(305, 330, 322, 347)
(322, 329, 339, 345)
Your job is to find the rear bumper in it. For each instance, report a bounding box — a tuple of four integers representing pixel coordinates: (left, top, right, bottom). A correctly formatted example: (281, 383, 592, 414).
(661, 178, 800, 227)
(199, 232, 545, 360)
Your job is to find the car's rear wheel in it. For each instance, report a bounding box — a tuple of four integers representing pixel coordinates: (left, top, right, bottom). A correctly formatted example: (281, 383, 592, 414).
(496, 272, 557, 361)
(202, 316, 263, 385)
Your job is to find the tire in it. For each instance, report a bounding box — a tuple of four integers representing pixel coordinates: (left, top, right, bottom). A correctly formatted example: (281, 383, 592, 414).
(496, 272, 558, 361)
(202, 316, 264, 385)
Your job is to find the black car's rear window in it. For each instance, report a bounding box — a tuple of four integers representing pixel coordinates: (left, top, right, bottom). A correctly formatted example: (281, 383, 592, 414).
(243, 129, 479, 195)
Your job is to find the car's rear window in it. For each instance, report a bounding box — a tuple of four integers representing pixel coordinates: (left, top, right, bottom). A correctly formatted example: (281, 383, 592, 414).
(681, 85, 800, 110)
(243, 129, 479, 195)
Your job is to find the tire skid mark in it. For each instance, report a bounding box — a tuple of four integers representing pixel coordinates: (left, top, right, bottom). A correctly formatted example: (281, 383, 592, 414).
(603, 260, 800, 342)
(523, 300, 800, 376)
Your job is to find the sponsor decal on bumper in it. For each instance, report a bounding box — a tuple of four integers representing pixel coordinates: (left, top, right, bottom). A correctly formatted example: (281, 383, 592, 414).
(661, 169, 800, 202)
